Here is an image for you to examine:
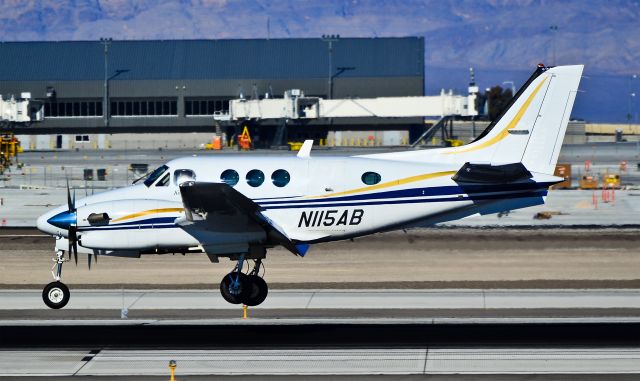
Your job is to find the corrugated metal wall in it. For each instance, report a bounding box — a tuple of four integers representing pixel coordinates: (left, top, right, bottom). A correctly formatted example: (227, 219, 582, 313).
(0, 37, 424, 81)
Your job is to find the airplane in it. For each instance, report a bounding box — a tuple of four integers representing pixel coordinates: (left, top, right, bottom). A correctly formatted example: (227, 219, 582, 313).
(37, 64, 583, 309)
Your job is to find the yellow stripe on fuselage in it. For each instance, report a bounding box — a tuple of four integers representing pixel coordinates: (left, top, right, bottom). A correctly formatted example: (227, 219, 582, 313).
(444, 76, 548, 154)
(111, 208, 184, 222)
(308, 171, 456, 199)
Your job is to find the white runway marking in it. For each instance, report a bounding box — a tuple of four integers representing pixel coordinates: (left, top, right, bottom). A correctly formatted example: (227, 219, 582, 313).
(1, 288, 640, 310)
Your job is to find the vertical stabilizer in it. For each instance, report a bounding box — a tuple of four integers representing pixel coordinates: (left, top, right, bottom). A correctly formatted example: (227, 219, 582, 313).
(443, 64, 583, 175)
(519, 65, 583, 174)
(358, 64, 584, 173)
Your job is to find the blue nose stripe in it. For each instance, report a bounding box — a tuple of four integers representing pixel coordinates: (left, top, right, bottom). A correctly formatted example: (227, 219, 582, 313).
(47, 211, 77, 230)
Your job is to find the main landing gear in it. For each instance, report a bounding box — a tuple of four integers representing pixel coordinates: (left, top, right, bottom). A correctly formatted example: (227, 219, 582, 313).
(43, 250, 71, 309)
(220, 256, 268, 306)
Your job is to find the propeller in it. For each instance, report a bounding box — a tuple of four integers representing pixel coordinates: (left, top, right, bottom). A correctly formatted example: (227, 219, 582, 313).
(66, 180, 78, 266)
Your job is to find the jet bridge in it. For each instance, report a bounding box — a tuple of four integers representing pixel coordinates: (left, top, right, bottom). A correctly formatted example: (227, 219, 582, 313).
(227, 88, 479, 121)
(0, 93, 44, 127)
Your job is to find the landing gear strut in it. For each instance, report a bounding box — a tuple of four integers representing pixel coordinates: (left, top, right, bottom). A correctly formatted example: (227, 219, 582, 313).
(219, 257, 269, 306)
(43, 250, 71, 309)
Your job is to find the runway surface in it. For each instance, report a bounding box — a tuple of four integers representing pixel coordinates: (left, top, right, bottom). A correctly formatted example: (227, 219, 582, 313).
(2, 228, 640, 288)
(3, 288, 640, 312)
(4, 348, 640, 377)
(2, 318, 640, 377)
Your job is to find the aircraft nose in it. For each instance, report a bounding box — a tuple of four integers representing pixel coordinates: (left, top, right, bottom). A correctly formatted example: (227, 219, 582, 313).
(46, 210, 77, 230)
(36, 212, 56, 235)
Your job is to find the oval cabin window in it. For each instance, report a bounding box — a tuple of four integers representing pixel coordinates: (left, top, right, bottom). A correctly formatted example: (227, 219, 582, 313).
(271, 169, 290, 187)
(246, 169, 265, 187)
(361, 172, 381, 185)
(220, 169, 239, 186)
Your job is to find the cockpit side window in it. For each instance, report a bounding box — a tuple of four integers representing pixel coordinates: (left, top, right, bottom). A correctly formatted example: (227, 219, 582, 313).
(174, 169, 196, 186)
(143, 165, 168, 187)
(156, 173, 170, 187)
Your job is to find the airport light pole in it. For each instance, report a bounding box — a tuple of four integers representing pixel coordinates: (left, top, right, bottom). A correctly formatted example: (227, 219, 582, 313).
(321, 34, 340, 99)
(100, 38, 113, 128)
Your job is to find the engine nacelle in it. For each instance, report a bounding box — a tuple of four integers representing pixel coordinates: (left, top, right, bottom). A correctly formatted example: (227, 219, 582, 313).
(75, 199, 198, 250)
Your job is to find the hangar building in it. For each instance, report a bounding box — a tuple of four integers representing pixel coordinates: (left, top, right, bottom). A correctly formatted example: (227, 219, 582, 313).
(0, 37, 425, 147)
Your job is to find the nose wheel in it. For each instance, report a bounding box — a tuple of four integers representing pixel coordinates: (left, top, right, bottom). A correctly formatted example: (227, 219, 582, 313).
(42, 281, 70, 309)
(43, 249, 71, 309)
(219, 257, 269, 306)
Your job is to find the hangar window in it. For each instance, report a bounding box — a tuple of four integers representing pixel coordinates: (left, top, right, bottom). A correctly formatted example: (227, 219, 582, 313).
(111, 99, 178, 117)
(246, 169, 265, 187)
(271, 169, 290, 187)
(185, 98, 231, 116)
(361, 172, 381, 185)
(46, 100, 103, 118)
(221, 169, 239, 186)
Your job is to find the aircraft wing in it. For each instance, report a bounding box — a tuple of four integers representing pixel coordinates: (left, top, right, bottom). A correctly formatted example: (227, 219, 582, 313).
(178, 181, 309, 256)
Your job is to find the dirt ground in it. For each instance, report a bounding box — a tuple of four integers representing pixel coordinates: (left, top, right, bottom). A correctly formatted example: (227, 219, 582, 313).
(2, 228, 640, 288)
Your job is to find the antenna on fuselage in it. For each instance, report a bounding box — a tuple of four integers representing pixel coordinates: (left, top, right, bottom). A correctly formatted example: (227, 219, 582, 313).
(296, 140, 313, 159)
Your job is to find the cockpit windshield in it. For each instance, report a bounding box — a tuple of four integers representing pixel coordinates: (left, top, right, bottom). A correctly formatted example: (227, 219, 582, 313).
(141, 165, 169, 187)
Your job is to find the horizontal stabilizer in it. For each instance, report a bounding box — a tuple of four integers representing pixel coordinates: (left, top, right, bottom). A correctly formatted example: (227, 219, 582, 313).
(452, 162, 532, 184)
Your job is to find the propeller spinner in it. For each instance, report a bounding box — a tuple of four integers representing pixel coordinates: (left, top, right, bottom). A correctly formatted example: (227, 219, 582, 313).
(47, 181, 78, 265)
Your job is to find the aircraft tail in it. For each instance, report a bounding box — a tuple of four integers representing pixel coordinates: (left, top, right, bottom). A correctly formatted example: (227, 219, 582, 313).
(363, 64, 584, 176)
(445, 64, 583, 175)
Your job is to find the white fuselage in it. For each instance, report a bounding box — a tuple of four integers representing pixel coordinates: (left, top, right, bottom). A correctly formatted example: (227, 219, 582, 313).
(37, 153, 555, 255)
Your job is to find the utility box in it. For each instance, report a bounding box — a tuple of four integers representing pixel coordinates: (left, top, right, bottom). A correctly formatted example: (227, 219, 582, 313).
(579, 175, 598, 189)
(129, 163, 149, 175)
(552, 164, 572, 189)
(604, 173, 621, 189)
(83, 169, 94, 181)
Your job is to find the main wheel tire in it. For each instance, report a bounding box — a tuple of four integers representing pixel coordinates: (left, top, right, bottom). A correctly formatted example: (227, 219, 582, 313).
(220, 272, 249, 304)
(243, 275, 268, 306)
(42, 281, 70, 309)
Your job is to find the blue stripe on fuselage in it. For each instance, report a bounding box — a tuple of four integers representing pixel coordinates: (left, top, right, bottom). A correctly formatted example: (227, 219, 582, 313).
(75, 183, 551, 232)
(257, 182, 554, 206)
(261, 190, 548, 210)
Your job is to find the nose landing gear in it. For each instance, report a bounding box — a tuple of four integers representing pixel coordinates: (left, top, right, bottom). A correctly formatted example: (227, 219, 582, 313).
(43, 250, 70, 309)
(219, 257, 269, 306)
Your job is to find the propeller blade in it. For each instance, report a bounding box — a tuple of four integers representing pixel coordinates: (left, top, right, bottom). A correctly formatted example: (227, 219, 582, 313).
(68, 226, 78, 265)
(88, 253, 92, 270)
(72, 238, 78, 266)
(66, 179, 73, 211)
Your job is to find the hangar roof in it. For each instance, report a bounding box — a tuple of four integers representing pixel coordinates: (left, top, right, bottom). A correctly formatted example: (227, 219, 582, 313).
(0, 37, 424, 81)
